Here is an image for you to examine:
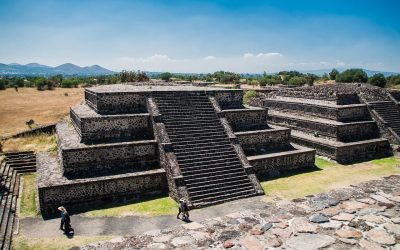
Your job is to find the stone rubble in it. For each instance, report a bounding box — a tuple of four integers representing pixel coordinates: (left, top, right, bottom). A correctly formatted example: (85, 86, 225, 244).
(82, 175, 400, 250)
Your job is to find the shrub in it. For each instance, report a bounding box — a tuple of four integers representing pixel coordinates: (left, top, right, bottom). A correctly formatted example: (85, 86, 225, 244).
(61, 78, 79, 88)
(288, 76, 306, 86)
(368, 73, 386, 88)
(336, 68, 368, 83)
(160, 72, 173, 82)
(0, 79, 5, 90)
(329, 69, 339, 80)
(243, 90, 256, 105)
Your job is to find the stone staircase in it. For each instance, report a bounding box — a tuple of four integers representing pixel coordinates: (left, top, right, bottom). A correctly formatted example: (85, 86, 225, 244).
(370, 101, 400, 137)
(154, 92, 258, 207)
(0, 151, 36, 250)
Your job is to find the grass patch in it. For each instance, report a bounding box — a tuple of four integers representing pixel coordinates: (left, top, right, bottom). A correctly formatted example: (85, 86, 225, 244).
(83, 196, 178, 217)
(3, 132, 57, 153)
(12, 235, 114, 250)
(19, 174, 39, 218)
(262, 156, 400, 201)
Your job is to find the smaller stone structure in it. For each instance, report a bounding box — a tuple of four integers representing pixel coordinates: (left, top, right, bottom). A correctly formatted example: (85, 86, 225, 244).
(250, 83, 394, 163)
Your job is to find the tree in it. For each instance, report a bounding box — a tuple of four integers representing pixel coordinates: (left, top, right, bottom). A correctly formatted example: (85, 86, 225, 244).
(25, 119, 35, 129)
(368, 73, 386, 88)
(387, 74, 400, 86)
(160, 72, 173, 82)
(288, 76, 306, 86)
(0, 79, 5, 90)
(35, 78, 46, 90)
(336, 68, 368, 83)
(329, 69, 339, 80)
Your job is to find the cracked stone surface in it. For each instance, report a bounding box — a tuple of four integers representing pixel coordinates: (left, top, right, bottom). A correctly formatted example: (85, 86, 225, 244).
(82, 175, 400, 250)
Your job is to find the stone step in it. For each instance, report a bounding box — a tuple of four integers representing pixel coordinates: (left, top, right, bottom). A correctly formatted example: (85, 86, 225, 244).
(184, 171, 248, 184)
(177, 152, 238, 164)
(163, 119, 222, 126)
(187, 178, 251, 192)
(190, 185, 254, 200)
(169, 130, 226, 139)
(173, 143, 232, 153)
(7, 161, 36, 167)
(183, 166, 244, 179)
(171, 138, 230, 146)
(173, 142, 230, 151)
(170, 137, 229, 145)
(179, 156, 239, 168)
(191, 189, 255, 205)
(175, 147, 234, 158)
(167, 127, 225, 135)
(181, 161, 242, 172)
(181, 163, 243, 175)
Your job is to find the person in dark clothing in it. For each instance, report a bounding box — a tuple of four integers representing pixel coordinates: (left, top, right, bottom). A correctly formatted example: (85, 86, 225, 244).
(176, 198, 190, 220)
(58, 206, 66, 230)
(177, 198, 185, 219)
(64, 213, 71, 233)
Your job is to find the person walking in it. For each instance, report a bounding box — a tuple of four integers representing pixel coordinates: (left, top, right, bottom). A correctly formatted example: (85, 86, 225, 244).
(58, 206, 66, 231)
(183, 200, 189, 220)
(177, 198, 186, 220)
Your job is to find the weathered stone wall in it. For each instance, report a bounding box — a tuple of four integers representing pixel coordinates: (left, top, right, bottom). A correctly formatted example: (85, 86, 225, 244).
(213, 90, 244, 109)
(37, 153, 167, 215)
(263, 100, 370, 122)
(236, 128, 291, 155)
(336, 140, 393, 163)
(86, 89, 148, 114)
(70, 107, 152, 143)
(60, 141, 159, 178)
(223, 108, 268, 131)
(291, 135, 392, 164)
(249, 149, 315, 177)
(269, 115, 379, 142)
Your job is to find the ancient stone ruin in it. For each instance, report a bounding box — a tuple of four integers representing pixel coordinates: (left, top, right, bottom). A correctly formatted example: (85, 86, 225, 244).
(36, 84, 315, 214)
(250, 83, 396, 163)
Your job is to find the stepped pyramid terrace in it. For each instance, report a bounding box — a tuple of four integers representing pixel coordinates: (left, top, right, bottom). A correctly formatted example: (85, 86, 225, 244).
(250, 83, 396, 164)
(36, 84, 316, 215)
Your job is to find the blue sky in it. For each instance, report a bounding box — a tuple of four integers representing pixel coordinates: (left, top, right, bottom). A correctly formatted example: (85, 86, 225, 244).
(0, 0, 399, 73)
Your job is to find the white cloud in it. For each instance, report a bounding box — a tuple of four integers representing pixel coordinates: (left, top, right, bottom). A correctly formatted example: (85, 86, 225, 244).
(113, 53, 355, 73)
(203, 56, 215, 60)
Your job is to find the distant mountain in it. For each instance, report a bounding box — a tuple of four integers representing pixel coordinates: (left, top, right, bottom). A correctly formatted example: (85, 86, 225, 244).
(300, 68, 399, 77)
(0, 63, 115, 76)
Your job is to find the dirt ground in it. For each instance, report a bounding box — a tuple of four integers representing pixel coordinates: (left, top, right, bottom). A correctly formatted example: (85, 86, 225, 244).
(0, 87, 84, 136)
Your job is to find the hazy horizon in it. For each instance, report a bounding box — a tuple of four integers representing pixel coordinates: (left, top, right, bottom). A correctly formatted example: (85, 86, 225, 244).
(1, 0, 399, 73)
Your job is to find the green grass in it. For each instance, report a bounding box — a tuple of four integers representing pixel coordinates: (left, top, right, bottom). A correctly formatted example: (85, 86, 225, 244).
(12, 235, 114, 250)
(19, 174, 39, 218)
(262, 156, 400, 201)
(83, 196, 178, 217)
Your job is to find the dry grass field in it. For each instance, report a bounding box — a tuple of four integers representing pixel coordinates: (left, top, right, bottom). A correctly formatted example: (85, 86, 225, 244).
(0, 88, 84, 136)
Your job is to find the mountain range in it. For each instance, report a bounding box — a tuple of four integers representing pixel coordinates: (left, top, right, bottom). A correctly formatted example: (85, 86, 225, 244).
(0, 63, 115, 76)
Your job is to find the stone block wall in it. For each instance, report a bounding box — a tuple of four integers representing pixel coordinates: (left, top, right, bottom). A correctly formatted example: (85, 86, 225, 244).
(263, 100, 370, 122)
(213, 90, 244, 109)
(249, 149, 315, 177)
(85, 89, 148, 114)
(70, 107, 153, 143)
(269, 115, 379, 142)
(59, 141, 159, 178)
(223, 108, 268, 131)
(37, 153, 167, 214)
(236, 128, 291, 155)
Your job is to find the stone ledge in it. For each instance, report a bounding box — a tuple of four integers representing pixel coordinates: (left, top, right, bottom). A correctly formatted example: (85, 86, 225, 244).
(37, 152, 166, 188)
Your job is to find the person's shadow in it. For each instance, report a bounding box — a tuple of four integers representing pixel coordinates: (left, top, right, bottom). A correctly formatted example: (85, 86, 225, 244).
(182, 218, 192, 223)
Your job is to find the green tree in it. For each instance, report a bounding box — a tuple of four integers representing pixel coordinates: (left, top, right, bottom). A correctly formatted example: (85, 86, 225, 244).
(368, 73, 386, 88)
(336, 68, 368, 83)
(160, 72, 173, 82)
(35, 78, 46, 90)
(387, 74, 400, 86)
(0, 79, 5, 90)
(329, 69, 339, 80)
(288, 76, 306, 86)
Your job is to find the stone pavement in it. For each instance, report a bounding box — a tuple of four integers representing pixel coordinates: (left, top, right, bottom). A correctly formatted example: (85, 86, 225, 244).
(19, 195, 268, 237)
(81, 175, 400, 250)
